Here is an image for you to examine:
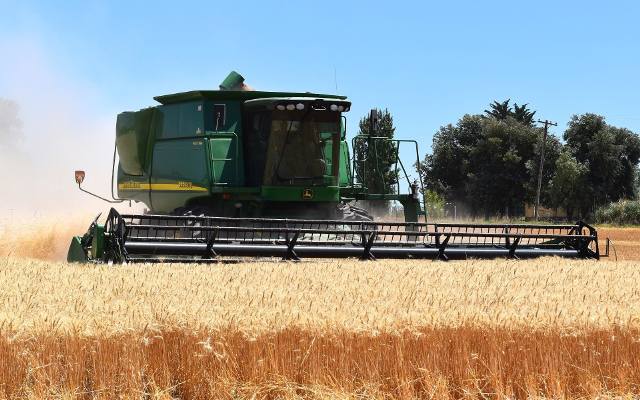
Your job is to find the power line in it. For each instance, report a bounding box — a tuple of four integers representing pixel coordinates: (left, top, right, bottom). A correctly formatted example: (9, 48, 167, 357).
(534, 119, 557, 221)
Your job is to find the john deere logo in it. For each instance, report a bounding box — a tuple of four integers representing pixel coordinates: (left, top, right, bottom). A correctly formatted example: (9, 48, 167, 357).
(302, 188, 314, 200)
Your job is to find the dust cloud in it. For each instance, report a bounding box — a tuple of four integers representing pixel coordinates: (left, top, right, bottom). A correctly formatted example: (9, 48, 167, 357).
(0, 35, 141, 230)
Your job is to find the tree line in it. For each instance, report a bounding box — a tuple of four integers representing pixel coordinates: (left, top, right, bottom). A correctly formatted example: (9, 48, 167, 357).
(421, 100, 640, 218)
(356, 101, 640, 219)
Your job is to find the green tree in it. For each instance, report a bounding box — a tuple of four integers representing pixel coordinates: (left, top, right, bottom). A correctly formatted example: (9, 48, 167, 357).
(424, 190, 446, 219)
(465, 118, 545, 217)
(548, 151, 589, 218)
(422, 104, 558, 218)
(353, 108, 398, 214)
(484, 99, 536, 126)
(484, 99, 512, 120)
(564, 114, 640, 213)
(420, 115, 482, 203)
(512, 103, 536, 126)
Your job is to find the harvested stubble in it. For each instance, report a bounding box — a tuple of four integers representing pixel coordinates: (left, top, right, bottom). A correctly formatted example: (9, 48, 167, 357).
(598, 226, 640, 261)
(1, 257, 640, 398)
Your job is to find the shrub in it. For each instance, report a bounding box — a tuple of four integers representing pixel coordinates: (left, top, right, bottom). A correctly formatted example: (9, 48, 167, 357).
(595, 200, 640, 225)
(424, 190, 445, 219)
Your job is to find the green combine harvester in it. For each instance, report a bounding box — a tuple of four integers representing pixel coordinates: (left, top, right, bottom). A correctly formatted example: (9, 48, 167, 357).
(68, 72, 601, 263)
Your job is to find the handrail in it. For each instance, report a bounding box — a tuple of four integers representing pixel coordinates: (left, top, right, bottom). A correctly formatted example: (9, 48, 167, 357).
(208, 131, 239, 186)
(350, 136, 426, 220)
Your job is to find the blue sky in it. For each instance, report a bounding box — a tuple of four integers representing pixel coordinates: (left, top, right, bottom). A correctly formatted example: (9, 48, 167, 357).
(1, 0, 639, 158)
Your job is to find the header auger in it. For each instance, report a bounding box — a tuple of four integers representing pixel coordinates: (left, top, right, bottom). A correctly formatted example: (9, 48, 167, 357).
(68, 72, 601, 263)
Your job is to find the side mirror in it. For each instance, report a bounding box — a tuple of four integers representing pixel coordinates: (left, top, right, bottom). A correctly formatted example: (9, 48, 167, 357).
(73, 169, 123, 204)
(75, 170, 85, 185)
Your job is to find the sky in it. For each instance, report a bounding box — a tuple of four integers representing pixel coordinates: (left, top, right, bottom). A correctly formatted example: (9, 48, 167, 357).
(1, 0, 639, 213)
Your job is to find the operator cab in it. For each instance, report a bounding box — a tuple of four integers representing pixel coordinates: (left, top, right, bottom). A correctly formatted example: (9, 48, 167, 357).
(243, 98, 350, 188)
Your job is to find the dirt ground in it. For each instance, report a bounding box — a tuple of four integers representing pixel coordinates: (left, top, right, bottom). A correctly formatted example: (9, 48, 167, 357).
(597, 226, 640, 261)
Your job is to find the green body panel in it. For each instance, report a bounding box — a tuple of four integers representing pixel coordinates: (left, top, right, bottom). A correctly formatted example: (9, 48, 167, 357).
(204, 101, 241, 132)
(91, 224, 105, 259)
(338, 141, 351, 186)
(66, 236, 87, 262)
(149, 139, 211, 212)
(67, 224, 104, 263)
(209, 135, 240, 186)
(261, 186, 339, 202)
(115, 108, 155, 175)
(116, 166, 151, 205)
(151, 139, 209, 185)
(210, 187, 260, 195)
(156, 101, 204, 139)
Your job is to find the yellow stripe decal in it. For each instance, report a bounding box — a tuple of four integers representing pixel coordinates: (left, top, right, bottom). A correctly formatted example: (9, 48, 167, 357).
(118, 182, 208, 192)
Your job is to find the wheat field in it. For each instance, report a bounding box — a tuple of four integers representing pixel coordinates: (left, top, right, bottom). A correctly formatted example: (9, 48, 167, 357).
(0, 219, 639, 399)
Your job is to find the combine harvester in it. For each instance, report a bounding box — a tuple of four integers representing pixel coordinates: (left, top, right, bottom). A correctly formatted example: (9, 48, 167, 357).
(68, 72, 601, 263)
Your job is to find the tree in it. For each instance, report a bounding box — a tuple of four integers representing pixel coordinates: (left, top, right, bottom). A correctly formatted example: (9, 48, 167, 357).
(422, 102, 558, 218)
(564, 114, 640, 212)
(548, 151, 589, 218)
(525, 132, 562, 206)
(465, 118, 544, 217)
(484, 99, 512, 120)
(353, 108, 398, 214)
(0, 98, 23, 150)
(512, 103, 536, 126)
(420, 115, 482, 203)
(424, 190, 445, 219)
(484, 99, 536, 126)
(424, 107, 640, 219)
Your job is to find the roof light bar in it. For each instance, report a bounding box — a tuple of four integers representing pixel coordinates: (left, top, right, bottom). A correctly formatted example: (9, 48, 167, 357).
(273, 101, 349, 112)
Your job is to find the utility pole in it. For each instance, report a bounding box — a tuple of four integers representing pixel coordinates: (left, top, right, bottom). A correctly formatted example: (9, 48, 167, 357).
(534, 119, 557, 221)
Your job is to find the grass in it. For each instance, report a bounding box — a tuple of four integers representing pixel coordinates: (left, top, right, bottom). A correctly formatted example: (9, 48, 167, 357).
(0, 217, 639, 398)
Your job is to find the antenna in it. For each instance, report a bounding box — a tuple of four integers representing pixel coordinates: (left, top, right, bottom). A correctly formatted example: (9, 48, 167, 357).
(333, 66, 338, 92)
